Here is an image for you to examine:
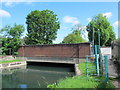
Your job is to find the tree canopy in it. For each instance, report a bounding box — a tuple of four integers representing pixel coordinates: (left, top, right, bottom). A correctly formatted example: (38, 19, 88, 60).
(86, 14, 116, 46)
(62, 24, 86, 44)
(25, 9, 60, 45)
(0, 24, 25, 55)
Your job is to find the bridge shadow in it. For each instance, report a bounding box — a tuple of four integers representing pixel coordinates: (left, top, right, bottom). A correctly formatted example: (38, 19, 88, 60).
(27, 62, 75, 72)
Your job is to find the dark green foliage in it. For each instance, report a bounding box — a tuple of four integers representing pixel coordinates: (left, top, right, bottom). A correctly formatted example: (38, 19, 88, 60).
(0, 24, 25, 55)
(25, 9, 60, 45)
(86, 14, 116, 46)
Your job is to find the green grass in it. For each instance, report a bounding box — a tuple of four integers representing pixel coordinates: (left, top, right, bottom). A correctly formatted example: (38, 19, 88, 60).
(78, 62, 96, 74)
(49, 76, 115, 88)
(0, 59, 24, 64)
(0, 55, 6, 57)
(54, 76, 99, 88)
(47, 62, 115, 89)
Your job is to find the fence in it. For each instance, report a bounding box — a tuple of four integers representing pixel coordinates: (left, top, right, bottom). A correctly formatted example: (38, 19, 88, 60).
(86, 54, 109, 82)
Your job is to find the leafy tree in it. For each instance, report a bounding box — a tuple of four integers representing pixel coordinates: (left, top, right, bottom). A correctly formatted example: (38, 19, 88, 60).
(62, 24, 86, 44)
(25, 9, 60, 45)
(86, 14, 116, 46)
(62, 33, 86, 44)
(105, 29, 116, 46)
(0, 24, 25, 55)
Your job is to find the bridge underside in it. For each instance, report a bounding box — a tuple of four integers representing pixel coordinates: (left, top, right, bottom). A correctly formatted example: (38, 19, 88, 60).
(21, 57, 85, 64)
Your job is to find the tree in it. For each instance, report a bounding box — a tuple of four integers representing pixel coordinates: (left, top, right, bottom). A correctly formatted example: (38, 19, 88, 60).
(25, 9, 60, 45)
(0, 24, 25, 55)
(62, 24, 86, 44)
(105, 29, 116, 46)
(86, 14, 116, 46)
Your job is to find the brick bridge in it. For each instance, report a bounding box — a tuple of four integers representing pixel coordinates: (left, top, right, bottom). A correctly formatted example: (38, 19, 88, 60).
(18, 43, 91, 64)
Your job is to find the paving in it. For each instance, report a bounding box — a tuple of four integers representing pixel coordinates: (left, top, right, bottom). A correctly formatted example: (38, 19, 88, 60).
(0, 56, 15, 60)
(108, 59, 120, 88)
(109, 59, 118, 77)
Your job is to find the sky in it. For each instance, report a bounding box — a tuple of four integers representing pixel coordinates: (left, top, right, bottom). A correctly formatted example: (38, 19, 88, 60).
(0, 1, 119, 43)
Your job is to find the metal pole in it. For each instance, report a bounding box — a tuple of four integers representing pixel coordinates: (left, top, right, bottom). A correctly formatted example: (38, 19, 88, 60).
(104, 55, 109, 82)
(22, 38, 25, 58)
(86, 55, 88, 77)
(96, 54, 99, 76)
(94, 45, 99, 76)
(98, 29, 103, 75)
(93, 28, 94, 46)
(98, 29, 100, 47)
(98, 29, 100, 55)
(92, 28, 94, 54)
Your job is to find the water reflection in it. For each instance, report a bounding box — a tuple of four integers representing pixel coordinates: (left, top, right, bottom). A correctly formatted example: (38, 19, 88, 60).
(2, 62, 74, 88)
(0, 65, 26, 75)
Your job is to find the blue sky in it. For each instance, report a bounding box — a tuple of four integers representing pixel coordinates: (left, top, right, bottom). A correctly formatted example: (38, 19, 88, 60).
(0, 2, 119, 43)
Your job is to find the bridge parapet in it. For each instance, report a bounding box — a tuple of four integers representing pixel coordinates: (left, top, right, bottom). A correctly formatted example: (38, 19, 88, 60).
(18, 43, 91, 59)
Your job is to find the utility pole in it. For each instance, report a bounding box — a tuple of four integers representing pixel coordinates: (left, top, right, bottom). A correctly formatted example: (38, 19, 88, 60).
(22, 38, 25, 58)
(92, 28, 94, 54)
(98, 29, 101, 55)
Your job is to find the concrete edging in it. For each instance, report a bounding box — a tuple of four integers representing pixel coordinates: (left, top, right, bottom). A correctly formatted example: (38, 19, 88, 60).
(74, 64, 81, 76)
(0, 61, 27, 69)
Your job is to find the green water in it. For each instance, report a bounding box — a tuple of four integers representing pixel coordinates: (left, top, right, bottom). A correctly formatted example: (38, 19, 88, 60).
(1, 62, 74, 88)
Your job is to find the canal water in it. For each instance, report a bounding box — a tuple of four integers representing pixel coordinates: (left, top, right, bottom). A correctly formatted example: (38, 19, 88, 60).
(1, 62, 75, 88)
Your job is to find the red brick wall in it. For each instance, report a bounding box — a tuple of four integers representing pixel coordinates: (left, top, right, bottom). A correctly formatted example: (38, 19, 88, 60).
(18, 43, 91, 58)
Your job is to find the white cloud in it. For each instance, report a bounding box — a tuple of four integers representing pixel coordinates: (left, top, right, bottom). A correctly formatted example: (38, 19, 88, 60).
(2, 0, 34, 7)
(87, 18, 92, 22)
(61, 26, 68, 30)
(63, 16, 80, 25)
(102, 12, 112, 18)
(0, 9, 11, 17)
(113, 21, 120, 28)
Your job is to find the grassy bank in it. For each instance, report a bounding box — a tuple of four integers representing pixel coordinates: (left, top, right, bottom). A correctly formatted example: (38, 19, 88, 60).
(0, 59, 24, 64)
(47, 62, 115, 88)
